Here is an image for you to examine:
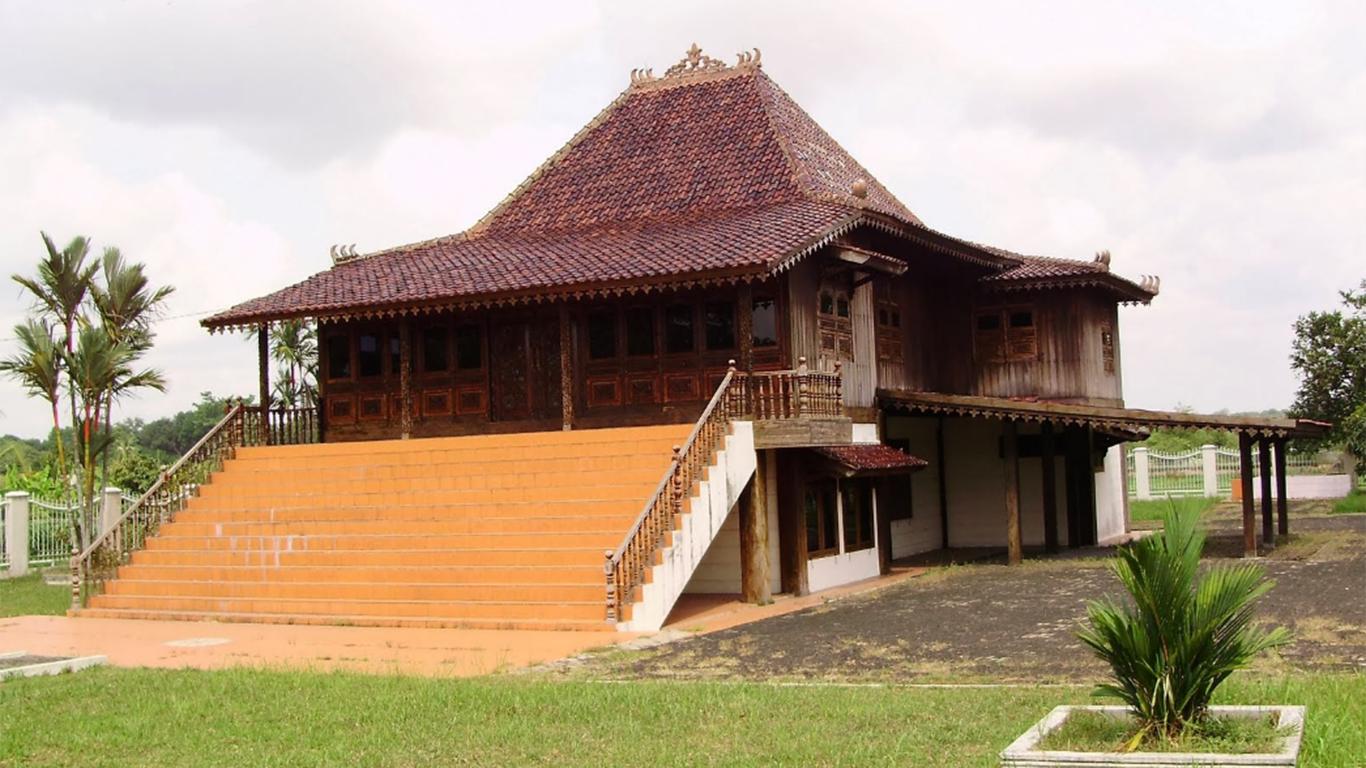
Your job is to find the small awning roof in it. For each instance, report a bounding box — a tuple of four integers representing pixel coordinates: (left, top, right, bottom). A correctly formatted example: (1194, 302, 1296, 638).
(878, 390, 1331, 440)
(810, 444, 928, 476)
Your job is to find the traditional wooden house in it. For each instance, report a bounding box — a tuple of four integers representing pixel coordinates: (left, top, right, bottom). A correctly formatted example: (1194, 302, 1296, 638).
(72, 46, 1327, 631)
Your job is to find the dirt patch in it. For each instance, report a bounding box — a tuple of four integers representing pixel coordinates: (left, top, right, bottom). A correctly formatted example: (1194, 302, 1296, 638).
(574, 508, 1366, 683)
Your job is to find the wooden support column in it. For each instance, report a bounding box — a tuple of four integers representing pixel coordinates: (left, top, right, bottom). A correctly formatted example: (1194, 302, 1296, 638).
(558, 305, 574, 431)
(1003, 419, 1022, 566)
(936, 416, 950, 550)
(739, 450, 772, 604)
(398, 320, 413, 440)
(1041, 421, 1059, 554)
(1238, 432, 1256, 558)
(257, 323, 270, 446)
(737, 282, 754, 373)
(1258, 437, 1274, 548)
(1274, 438, 1289, 537)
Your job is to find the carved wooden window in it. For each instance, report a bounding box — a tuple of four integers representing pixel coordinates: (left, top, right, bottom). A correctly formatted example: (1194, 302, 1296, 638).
(664, 304, 695, 354)
(357, 333, 383, 378)
(388, 334, 402, 377)
(454, 324, 482, 370)
(804, 478, 840, 557)
(841, 479, 875, 552)
(752, 296, 778, 348)
(1101, 325, 1116, 374)
(624, 307, 656, 357)
(875, 300, 903, 363)
(421, 327, 449, 373)
(817, 284, 853, 362)
(587, 311, 617, 360)
(703, 301, 736, 351)
(325, 333, 351, 381)
(975, 306, 1037, 362)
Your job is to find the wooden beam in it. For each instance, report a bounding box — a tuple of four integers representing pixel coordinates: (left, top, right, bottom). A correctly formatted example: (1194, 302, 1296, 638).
(398, 321, 413, 440)
(936, 416, 950, 550)
(1003, 420, 1022, 565)
(1274, 438, 1289, 537)
(1239, 432, 1256, 558)
(1041, 421, 1059, 554)
(1258, 438, 1274, 548)
(257, 323, 270, 446)
(739, 450, 772, 604)
(558, 304, 574, 431)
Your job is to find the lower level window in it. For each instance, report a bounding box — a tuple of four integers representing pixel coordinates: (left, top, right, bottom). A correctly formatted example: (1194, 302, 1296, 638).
(842, 480, 875, 551)
(804, 479, 839, 556)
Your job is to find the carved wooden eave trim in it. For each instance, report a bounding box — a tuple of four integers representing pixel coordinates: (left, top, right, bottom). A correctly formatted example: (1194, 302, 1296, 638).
(981, 273, 1157, 305)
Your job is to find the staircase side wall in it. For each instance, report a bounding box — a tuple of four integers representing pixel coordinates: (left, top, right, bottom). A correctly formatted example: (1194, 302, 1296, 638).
(619, 421, 757, 632)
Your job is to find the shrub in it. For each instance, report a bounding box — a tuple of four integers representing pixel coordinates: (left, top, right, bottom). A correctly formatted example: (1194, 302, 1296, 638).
(1077, 504, 1290, 746)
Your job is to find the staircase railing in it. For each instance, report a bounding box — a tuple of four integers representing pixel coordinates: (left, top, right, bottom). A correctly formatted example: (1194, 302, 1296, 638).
(603, 358, 844, 623)
(243, 405, 320, 447)
(71, 402, 244, 609)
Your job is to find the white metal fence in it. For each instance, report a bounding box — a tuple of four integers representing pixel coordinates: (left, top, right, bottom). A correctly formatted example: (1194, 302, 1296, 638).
(2, 490, 120, 574)
(1126, 446, 1347, 500)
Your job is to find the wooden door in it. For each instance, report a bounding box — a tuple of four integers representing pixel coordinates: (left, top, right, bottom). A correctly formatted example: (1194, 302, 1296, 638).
(491, 322, 531, 420)
(529, 316, 562, 421)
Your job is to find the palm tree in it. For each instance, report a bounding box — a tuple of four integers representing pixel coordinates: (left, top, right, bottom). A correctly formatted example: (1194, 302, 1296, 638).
(259, 319, 318, 409)
(90, 247, 174, 483)
(0, 319, 67, 482)
(12, 232, 97, 494)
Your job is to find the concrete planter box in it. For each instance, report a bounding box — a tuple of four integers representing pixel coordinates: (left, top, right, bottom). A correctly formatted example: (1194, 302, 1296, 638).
(1000, 705, 1305, 767)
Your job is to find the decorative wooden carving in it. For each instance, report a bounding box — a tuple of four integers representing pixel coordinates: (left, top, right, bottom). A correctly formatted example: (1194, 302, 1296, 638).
(586, 375, 622, 407)
(421, 389, 452, 417)
(663, 373, 701, 402)
(625, 374, 659, 405)
(326, 395, 355, 423)
(455, 386, 486, 415)
(358, 395, 386, 421)
(631, 44, 762, 89)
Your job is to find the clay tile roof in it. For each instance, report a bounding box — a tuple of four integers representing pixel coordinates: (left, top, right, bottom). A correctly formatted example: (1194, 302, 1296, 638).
(980, 251, 1158, 304)
(204, 50, 926, 330)
(811, 444, 928, 472)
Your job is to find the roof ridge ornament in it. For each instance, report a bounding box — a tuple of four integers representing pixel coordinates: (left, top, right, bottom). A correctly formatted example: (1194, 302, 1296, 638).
(630, 44, 762, 89)
(1093, 249, 1112, 271)
(330, 243, 363, 265)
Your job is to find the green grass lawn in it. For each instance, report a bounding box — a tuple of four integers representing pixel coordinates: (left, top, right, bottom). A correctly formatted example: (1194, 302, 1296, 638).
(1129, 495, 1217, 523)
(0, 668, 1361, 767)
(1332, 488, 1365, 515)
(0, 572, 69, 618)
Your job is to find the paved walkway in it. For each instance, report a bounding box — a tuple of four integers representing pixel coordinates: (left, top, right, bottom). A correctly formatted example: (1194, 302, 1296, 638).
(0, 567, 928, 677)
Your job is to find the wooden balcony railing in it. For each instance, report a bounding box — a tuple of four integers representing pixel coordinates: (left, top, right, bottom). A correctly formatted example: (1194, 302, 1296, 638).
(604, 358, 843, 623)
(242, 405, 320, 447)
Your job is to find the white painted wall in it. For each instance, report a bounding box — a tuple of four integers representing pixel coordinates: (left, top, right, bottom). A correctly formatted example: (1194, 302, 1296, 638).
(851, 422, 879, 444)
(684, 451, 781, 595)
(619, 421, 757, 632)
(884, 416, 942, 558)
(1095, 444, 1129, 544)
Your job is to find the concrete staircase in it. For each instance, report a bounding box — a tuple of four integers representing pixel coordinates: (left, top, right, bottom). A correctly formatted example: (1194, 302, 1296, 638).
(80, 425, 690, 630)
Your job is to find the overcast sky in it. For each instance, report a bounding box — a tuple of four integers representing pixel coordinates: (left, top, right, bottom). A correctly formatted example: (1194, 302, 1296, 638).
(1, 0, 1362, 438)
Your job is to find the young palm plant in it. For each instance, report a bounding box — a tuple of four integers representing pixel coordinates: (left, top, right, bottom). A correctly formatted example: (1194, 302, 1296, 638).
(0, 319, 67, 481)
(1076, 505, 1290, 747)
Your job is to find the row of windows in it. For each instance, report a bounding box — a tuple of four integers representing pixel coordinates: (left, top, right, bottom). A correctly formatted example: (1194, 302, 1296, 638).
(585, 297, 778, 361)
(804, 477, 875, 557)
(974, 306, 1038, 362)
(325, 325, 484, 382)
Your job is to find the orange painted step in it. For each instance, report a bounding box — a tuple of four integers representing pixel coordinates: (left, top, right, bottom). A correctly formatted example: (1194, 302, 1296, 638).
(143, 532, 623, 552)
(114, 564, 600, 585)
(74, 608, 609, 632)
(102, 579, 604, 603)
(130, 547, 607, 568)
(172, 500, 644, 524)
(88, 594, 606, 622)
(157, 515, 640, 538)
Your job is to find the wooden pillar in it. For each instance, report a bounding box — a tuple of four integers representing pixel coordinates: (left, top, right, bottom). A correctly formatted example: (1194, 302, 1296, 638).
(1238, 432, 1256, 557)
(1258, 437, 1274, 548)
(398, 320, 413, 440)
(777, 451, 809, 596)
(257, 323, 270, 446)
(1041, 421, 1059, 554)
(1003, 420, 1022, 565)
(739, 450, 772, 604)
(1274, 438, 1289, 537)
(558, 305, 574, 431)
(737, 283, 754, 373)
(936, 416, 950, 550)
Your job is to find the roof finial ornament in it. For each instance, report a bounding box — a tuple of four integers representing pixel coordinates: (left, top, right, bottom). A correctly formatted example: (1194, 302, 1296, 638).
(735, 48, 762, 68)
(330, 243, 362, 265)
(850, 179, 869, 200)
(1093, 249, 1111, 271)
(1139, 275, 1161, 295)
(664, 43, 729, 78)
(632, 44, 761, 89)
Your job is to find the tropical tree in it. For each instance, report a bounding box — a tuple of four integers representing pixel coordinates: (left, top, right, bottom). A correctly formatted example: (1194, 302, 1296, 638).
(253, 320, 318, 409)
(1077, 505, 1289, 747)
(1290, 280, 1366, 483)
(0, 319, 67, 481)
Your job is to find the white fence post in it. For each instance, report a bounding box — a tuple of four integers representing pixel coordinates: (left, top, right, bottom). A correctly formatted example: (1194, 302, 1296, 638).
(102, 488, 122, 536)
(1133, 447, 1151, 500)
(5, 491, 29, 577)
(1201, 445, 1219, 498)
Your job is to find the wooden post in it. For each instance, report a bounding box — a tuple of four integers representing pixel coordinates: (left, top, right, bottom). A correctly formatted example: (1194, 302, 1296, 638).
(257, 323, 270, 446)
(936, 416, 950, 550)
(559, 305, 574, 431)
(1003, 419, 1022, 565)
(1274, 438, 1289, 537)
(737, 283, 754, 373)
(777, 451, 809, 596)
(1258, 437, 1274, 548)
(1041, 421, 1059, 554)
(739, 450, 772, 604)
(1238, 432, 1256, 558)
(399, 320, 413, 440)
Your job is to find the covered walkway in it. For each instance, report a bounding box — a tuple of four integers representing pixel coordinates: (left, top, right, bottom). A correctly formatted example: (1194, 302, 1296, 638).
(879, 389, 1331, 560)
